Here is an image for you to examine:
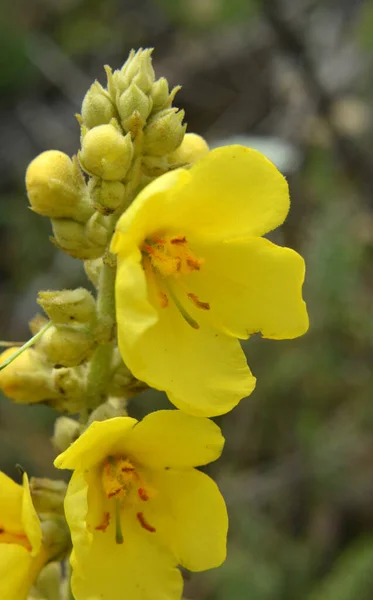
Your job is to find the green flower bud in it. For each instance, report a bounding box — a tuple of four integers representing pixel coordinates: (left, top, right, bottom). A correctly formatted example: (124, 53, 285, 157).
(151, 77, 170, 110)
(37, 288, 96, 325)
(33, 562, 62, 600)
(151, 78, 181, 111)
(86, 397, 128, 426)
(85, 212, 112, 247)
(26, 151, 93, 222)
(79, 124, 134, 181)
(168, 132, 209, 165)
(84, 258, 103, 287)
(117, 81, 152, 131)
(29, 477, 67, 515)
(38, 324, 95, 367)
(143, 108, 186, 156)
(89, 178, 126, 214)
(52, 416, 80, 453)
(141, 155, 169, 177)
(120, 48, 155, 93)
(0, 346, 58, 404)
(40, 516, 71, 562)
(51, 218, 106, 259)
(81, 81, 116, 128)
(52, 365, 87, 413)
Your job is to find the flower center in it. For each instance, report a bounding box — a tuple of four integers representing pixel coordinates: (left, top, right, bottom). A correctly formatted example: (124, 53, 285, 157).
(141, 234, 211, 328)
(102, 456, 137, 500)
(141, 234, 203, 278)
(98, 455, 155, 543)
(0, 525, 31, 552)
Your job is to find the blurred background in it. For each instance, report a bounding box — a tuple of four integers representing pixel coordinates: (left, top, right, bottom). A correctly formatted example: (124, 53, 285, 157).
(1, 0, 373, 598)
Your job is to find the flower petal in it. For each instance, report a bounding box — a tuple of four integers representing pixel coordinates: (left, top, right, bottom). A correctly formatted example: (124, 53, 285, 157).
(112, 168, 190, 252)
(124, 410, 224, 468)
(0, 472, 23, 531)
(112, 146, 289, 248)
(54, 417, 138, 471)
(0, 545, 46, 600)
(67, 473, 183, 600)
(22, 473, 42, 556)
(115, 248, 158, 348)
(186, 236, 309, 340)
(117, 279, 256, 416)
(174, 146, 290, 239)
(148, 468, 228, 572)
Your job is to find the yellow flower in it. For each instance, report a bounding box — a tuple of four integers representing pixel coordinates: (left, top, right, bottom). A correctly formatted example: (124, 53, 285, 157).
(54, 410, 227, 600)
(0, 472, 47, 600)
(111, 145, 309, 416)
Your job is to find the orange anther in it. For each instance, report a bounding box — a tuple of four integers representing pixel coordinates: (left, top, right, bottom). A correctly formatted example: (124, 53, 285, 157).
(137, 512, 156, 532)
(159, 292, 168, 308)
(171, 236, 187, 245)
(95, 512, 110, 532)
(187, 293, 210, 310)
(138, 488, 149, 501)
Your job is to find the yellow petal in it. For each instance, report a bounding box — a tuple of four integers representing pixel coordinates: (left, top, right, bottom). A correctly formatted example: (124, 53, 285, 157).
(124, 410, 224, 468)
(117, 276, 255, 416)
(174, 146, 290, 239)
(64, 471, 93, 566)
(148, 468, 228, 572)
(112, 168, 190, 253)
(22, 473, 42, 556)
(115, 248, 158, 348)
(0, 471, 23, 531)
(186, 236, 309, 340)
(112, 147, 289, 251)
(54, 416, 138, 471)
(67, 473, 183, 600)
(0, 543, 48, 600)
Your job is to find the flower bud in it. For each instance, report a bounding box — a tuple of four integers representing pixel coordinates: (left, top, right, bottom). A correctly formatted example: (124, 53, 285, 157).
(117, 82, 152, 132)
(84, 212, 112, 247)
(51, 365, 87, 414)
(84, 258, 103, 287)
(151, 78, 181, 111)
(52, 416, 80, 452)
(120, 48, 155, 93)
(38, 325, 95, 367)
(29, 477, 67, 515)
(86, 396, 128, 426)
(151, 77, 170, 111)
(51, 218, 106, 259)
(0, 347, 57, 404)
(79, 124, 134, 181)
(81, 81, 116, 128)
(141, 155, 169, 177)
(168, 133, 209, 165)
(143, 108, 186, 156)
(40, 516, 71, 562)
(26, 151, 92, 222)
(33, 562, 62, 600)
(89, 178, 126, 214)
(37, 288, 96, 326)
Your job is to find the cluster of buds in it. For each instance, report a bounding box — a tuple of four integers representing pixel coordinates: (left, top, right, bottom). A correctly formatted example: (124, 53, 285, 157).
(0, 288, 139, 422)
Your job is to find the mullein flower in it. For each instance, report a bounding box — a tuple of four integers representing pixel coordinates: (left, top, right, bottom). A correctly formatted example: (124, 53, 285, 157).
(54, 410, 227, 600)
(111, 145, 309, 417)
(0, 472, 48, 600)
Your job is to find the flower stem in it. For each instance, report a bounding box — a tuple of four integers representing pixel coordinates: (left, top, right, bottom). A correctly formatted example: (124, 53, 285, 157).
(86, 254, 117, 410)
(0, 321, 52, 371)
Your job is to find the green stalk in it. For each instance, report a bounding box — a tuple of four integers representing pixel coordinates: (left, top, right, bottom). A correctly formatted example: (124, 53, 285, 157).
(0, 321, 52, 371)
(85, 250, 117, 411)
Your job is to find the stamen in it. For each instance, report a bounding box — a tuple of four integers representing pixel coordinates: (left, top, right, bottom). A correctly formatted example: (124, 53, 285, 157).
(171, 236, 187, 245)
(95, 512, 110, 532)
(164, 281, 199, 330)
(187, 293, 210, 310)
(138, 487, 149, 501)
(115, 499, 124, 544)
(186, 257, 202, 271)
(137, 512, 156, 533)
(159, 292, 168, 308)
